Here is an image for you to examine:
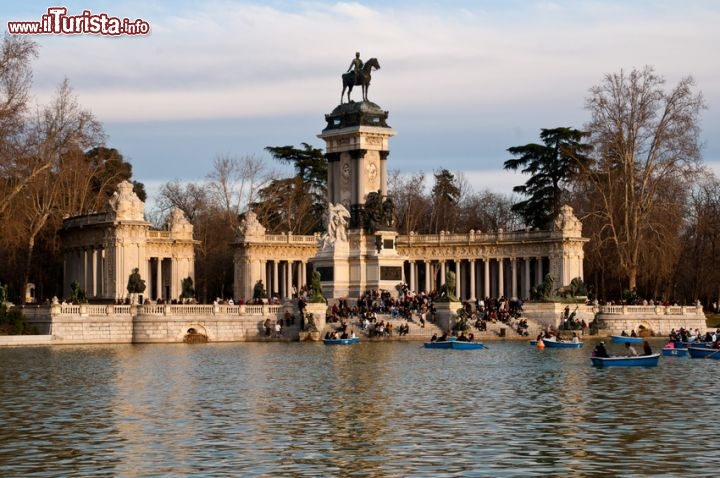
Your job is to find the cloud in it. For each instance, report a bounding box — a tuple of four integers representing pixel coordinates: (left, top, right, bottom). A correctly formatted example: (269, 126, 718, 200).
(27, 1, 719, 121)
(13, 0, 720, 197)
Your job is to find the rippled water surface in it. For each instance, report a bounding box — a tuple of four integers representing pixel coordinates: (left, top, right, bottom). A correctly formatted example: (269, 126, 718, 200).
(1, 340, 719, 476)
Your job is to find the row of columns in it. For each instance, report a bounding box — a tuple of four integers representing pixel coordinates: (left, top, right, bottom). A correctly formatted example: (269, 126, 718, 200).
(262, 259, 308, 300)
(406, 257, 548, 301)
(64, 247, 105, 299)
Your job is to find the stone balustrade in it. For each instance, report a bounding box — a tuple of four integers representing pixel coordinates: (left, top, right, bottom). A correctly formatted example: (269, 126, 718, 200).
(597, 304, 703, 316)
(22, 303, 289, 318)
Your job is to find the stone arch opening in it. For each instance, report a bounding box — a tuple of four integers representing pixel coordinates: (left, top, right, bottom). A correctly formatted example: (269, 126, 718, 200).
(184, 325, 208, 344)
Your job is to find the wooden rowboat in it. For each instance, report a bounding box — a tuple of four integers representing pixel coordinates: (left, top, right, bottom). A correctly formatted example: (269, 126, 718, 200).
(591, 353, 660, 367)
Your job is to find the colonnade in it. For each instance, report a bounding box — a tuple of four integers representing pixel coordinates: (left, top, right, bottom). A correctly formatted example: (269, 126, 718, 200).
(254, 256, 550, 302)
(405, 256, 549, 301)
(258, 259, 308, 299)
(64, 247, 195, 302)
(64, 247, 106, 298)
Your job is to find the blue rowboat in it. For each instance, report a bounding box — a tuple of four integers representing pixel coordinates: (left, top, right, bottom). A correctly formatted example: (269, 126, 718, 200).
(529, 340, 538, 346)
(661, 347, 688, 357)
(424, 340, 485, 350)
(323, 337, 360, 345)
(450, 341, 486, 350)
(591, 353, 660, 367)
(610, 335, 644, 344)
(423, 341, 453, 349)
(542, 339, 584, 349)
(687, 346, 720, 359)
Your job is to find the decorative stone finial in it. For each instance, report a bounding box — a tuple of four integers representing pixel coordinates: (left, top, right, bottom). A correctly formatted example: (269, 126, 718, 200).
(108, 180, 145, 221)
(237, 211, 266, 238)
(553, 205, 582, 235)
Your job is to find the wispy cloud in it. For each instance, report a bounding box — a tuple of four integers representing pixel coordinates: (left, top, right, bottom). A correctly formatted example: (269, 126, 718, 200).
(10, 0, 720, 194)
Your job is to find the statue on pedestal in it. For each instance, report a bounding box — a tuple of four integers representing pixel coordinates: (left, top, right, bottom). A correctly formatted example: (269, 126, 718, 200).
(437, 271, 458, 302)
(341, 54, 381, 104)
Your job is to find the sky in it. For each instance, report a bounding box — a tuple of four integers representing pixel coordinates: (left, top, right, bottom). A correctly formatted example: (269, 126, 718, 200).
(4, 0, 720, 202)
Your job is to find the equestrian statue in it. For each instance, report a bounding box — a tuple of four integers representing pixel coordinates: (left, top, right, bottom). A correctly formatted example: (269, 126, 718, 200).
(341, 52, 381, 104)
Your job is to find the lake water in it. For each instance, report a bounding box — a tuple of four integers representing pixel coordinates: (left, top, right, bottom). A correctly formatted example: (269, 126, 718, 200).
(1, 340, 719, 477)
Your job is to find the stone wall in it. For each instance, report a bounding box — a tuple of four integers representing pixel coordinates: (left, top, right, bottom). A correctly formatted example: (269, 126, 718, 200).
(522, 302, 708, 337)
(522, 302, 596, 330)
(19, 303, 296, 344)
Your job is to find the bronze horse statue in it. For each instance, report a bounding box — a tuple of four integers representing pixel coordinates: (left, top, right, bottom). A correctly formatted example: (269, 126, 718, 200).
(341, 58, 380, 104)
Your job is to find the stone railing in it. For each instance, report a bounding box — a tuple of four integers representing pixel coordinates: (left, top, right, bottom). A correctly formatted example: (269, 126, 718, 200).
(597, 304, 704, 316)
(398, 229, 555, 246)
(16, 303, 290, 319)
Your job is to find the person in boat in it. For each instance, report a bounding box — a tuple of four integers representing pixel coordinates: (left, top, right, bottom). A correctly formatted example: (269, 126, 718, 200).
(642, 340, 652, 355)
(594, 341, 609, 358)
(340, 330, 349, 339)
(630, 329, 638, 337)
(468, 333, 475, 342)
(625, 342, 638, 357)
(439, 332, 449, 342)
(430, 333, 438, 342)
(571, 332, 579, 344)
(663, 340, 675, 349)
(457, 332, 469, 342)
(621, 330, 629, 337)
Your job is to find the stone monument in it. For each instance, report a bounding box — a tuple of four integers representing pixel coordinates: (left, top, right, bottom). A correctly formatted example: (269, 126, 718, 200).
(309, 56, 406, 299)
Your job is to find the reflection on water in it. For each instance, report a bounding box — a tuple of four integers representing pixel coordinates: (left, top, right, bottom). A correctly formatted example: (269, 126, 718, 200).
(1, 340, 720, 476)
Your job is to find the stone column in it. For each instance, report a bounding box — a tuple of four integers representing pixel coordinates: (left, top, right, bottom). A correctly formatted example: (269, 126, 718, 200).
(286, 261, 292, 300)
(425, 261, 431, 293)
(511, 257, 517, 298)
(469, 259, 476, 301)
(536, 257, 543, 285)
(157, 257, 163, 300)
(498, 257, 504, 298)
(440, 260, 446, 287)
(524, 258, 531, 299)
(300, 261, 306, 289)
(91, 248, 98, 297)
(484, 259, 490, 299)
(411, 261, 417, 293)
(273, 261, 279, 298)
(170, 257, 176, 300)
(454, 259, 461, 300)
(82, 248, 89, 293)
(261, 260, 268, 296)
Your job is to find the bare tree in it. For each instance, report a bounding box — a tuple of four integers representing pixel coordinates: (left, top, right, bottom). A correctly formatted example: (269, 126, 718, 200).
(156, 180, 209, 222)
(387, 170, 429, 234)
(675, 171, 720, 304)
(582, 66, 705, 293)
(206, 154, 267, 218)
(0, 34, 38, 218)
(458, 189, 519, 232)
(17, 80, 104, 301)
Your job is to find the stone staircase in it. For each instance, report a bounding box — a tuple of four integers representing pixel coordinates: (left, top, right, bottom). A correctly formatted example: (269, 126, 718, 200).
(323, 312, 544, 341)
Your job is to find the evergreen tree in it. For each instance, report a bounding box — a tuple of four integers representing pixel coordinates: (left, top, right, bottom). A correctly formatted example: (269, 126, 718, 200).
(505, 127, 591, 229)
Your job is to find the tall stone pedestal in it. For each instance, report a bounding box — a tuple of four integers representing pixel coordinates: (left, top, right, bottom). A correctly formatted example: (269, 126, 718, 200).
(298, 302, 328, 341)
(309, 100, 407, 300)
(435, 301, 462, 332)
(310, 229, 407, 300)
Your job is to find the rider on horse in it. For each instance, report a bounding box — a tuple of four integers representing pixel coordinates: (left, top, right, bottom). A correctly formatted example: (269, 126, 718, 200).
(347, 52, 363, 85)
